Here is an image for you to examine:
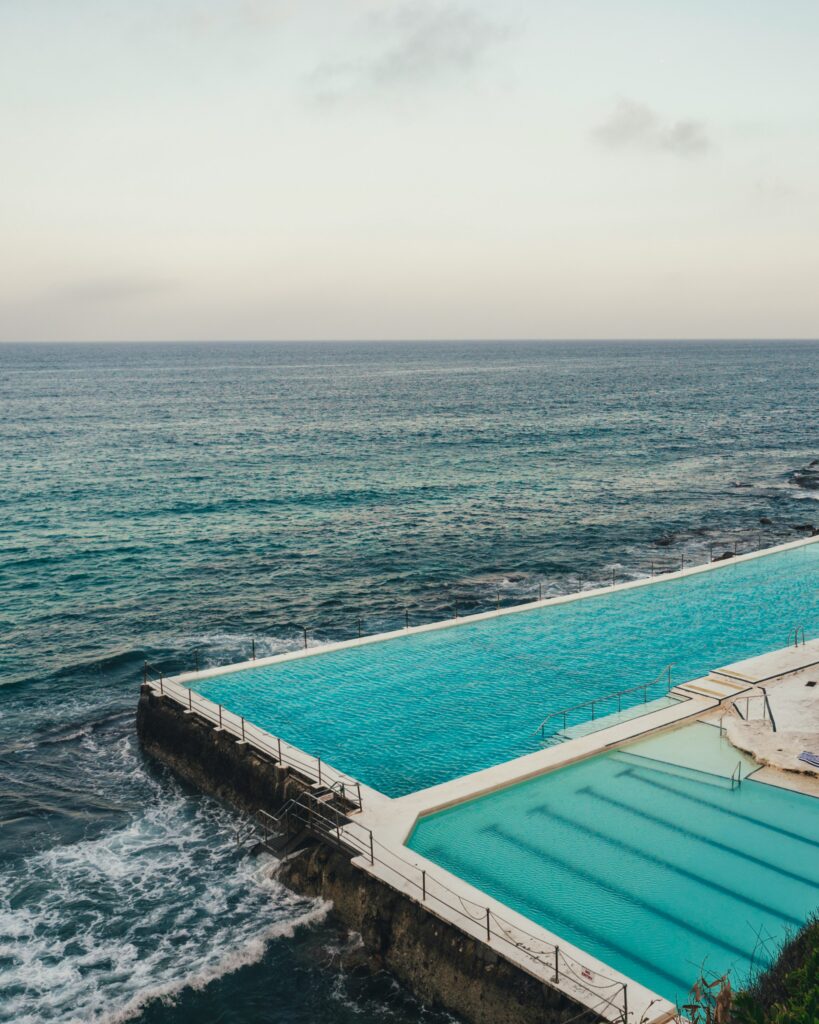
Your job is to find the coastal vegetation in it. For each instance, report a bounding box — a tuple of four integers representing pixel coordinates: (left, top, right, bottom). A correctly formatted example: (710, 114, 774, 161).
(681, 916, 819, 1024)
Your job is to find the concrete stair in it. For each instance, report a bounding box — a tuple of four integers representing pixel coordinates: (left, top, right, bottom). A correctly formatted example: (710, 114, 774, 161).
(670, 673, 753, 702)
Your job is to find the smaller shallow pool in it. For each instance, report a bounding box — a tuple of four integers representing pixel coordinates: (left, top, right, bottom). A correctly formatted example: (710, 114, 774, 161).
(407, 722, 819, 1003)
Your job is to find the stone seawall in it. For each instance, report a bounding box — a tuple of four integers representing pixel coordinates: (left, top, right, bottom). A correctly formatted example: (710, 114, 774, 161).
(136, 687, 600, 1024)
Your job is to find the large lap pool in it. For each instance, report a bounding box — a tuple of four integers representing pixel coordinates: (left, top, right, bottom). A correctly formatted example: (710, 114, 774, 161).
(193, 540, 818, 796)
(407, 723, 819, 1002)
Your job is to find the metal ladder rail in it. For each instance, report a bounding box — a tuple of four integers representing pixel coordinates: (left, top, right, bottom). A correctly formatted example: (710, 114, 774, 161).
(534, 663, 674, 739)
(788, 624, 806, 647)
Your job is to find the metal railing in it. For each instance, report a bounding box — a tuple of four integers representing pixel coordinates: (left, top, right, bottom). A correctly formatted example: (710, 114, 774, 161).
(142, 663, 363, 810)
(534, 665, 675, 742)
(788, 624, 806, 647)
(260, 792, 631, 1021)
(732, 692, 775, 731)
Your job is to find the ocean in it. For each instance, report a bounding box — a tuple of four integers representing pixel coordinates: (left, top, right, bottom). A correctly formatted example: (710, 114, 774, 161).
(1, 340, 817, 1023)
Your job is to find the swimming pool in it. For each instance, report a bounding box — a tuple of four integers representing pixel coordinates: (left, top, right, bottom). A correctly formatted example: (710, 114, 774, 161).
(407, 722, 819, 1002)
(192, 540, 818, 796)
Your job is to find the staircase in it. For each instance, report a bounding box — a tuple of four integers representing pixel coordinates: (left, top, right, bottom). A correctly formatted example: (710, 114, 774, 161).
(671, 668, 754, 703)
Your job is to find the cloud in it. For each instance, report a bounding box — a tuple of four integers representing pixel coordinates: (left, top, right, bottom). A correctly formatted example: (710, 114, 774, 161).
(752, 176, 800, 205)
(308, 4, 508, 103)
(593, 99, 712, 157)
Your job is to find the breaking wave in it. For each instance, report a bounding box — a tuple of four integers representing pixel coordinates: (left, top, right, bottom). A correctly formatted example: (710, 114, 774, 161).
(0, 737, 328, 1024)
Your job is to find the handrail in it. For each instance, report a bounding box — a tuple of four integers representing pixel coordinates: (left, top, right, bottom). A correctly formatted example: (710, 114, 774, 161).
(268, 792, 631, 1021)
(759, 686, 777, 733)
(142, 663, 363, 810)
(788, 624, 806, 647)
(534, 664, 674, 740)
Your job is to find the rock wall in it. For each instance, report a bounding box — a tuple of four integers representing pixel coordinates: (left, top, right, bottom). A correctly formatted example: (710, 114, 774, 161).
(136, 687, 601, 1024)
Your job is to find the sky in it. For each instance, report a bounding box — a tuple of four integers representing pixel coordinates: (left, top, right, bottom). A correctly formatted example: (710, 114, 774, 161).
(1, 0, 818, 342)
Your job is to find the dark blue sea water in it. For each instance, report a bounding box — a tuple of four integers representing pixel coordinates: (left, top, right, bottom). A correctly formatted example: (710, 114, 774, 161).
(1, 341, 817, 1023)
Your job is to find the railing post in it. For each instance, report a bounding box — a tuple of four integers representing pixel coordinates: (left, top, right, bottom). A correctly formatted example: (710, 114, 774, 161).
(622, 983, 628, 1021)
(486, 907, 490, 940)
(188, 688, 192, 711)
(553, 945, 559, 982)
(302, 627, 308, 649)
(219, 704, 223, 728)
(369, 830, 374, 865)
(252, 638, 256, 660)
(317, 757, 322, 784)
(422, 869, 426, 900)
(680, 554, 685, 571)
(159, 675, 164, 696)
(356, 782, 362, 808)
(241, 717, 246, 742)
(278, 736, 282, 761)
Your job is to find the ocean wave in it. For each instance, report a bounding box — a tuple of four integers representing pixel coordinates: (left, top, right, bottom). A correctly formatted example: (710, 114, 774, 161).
(0, 762, 328, 1024)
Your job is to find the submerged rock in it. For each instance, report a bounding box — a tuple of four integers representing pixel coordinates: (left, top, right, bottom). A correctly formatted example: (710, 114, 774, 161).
(791, 460, 819, 491)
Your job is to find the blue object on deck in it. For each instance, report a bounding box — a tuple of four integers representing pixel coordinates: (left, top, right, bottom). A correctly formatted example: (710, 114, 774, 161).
(798, 751, 819, 768)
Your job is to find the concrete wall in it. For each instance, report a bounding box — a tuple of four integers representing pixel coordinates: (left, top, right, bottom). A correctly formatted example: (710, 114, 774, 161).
(136, 687, 602, 1024)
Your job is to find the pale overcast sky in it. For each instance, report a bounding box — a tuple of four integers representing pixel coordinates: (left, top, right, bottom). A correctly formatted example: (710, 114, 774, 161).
(1, 1, 818, 341)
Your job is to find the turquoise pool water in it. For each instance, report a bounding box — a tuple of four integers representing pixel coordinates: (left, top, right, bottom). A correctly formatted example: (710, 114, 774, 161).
(408, 723, 819, 1002)
(193, 541, 818, 796)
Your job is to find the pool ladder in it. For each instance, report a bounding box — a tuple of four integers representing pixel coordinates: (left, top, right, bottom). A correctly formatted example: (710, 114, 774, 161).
(788, 624, 806, 647)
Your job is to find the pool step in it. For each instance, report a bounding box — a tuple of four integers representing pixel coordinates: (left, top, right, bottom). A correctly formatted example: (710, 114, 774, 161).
(671, 675, 753, 702)
(711, 668, 757, 685)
